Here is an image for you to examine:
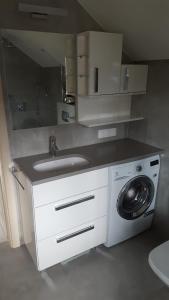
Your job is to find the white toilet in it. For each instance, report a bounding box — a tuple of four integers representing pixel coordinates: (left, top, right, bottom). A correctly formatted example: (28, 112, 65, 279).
(149, 240, 169, 287)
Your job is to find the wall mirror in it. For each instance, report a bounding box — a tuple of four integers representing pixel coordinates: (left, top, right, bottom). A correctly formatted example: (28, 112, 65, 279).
(0, 29, 76, 130)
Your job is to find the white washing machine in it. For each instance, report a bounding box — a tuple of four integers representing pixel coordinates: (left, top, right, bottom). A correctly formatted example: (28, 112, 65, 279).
(105, 155, 160, 247)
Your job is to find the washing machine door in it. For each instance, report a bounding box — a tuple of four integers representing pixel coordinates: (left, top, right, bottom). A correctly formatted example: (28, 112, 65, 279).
(117, 176, 154, 220)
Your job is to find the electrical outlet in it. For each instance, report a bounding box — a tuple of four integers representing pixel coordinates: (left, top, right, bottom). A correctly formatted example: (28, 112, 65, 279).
(98, 128, 117, 139)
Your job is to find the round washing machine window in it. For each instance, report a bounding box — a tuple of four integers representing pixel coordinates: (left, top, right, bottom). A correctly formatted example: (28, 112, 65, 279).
(117, 175, 155, 220)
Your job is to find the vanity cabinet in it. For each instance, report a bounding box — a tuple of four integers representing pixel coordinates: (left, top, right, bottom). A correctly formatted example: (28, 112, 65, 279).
(77, 31, 123, 96)
(18, 168, 108, 271)
(120, 65, 148, 94)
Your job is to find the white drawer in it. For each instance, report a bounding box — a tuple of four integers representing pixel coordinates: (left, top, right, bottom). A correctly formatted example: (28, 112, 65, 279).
(33, 168, 108, 207)
(35, 187, 108, 241)
(37, 217, 107, 271)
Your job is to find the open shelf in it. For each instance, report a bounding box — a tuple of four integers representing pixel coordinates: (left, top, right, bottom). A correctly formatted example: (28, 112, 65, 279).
(79, 116, 144, 128)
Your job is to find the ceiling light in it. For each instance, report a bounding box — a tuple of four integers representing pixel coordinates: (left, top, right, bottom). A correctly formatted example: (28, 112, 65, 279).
(18, 3, 68, 17)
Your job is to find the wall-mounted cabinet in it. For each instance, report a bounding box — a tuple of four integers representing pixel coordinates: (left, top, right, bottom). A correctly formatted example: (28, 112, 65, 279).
(77, 31, 123, 96)
(120, 65, 148, 94)
(77, 31, 147, 128)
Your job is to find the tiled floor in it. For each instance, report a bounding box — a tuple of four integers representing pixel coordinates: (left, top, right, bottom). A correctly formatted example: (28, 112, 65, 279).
(0, 229, 169, 300)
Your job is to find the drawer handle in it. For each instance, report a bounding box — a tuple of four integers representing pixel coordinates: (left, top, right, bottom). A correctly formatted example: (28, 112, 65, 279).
(55, 195, 95, 211)
(56, 225, 95, 243)
(94, 67, 99, 93)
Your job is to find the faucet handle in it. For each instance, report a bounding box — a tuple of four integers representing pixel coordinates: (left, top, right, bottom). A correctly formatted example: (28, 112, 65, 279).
(49, 135, 59, 154)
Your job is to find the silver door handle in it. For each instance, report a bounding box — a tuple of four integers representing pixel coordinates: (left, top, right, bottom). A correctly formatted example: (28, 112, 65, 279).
(56, 225, 95, 243)
(55, 195, 95, 211)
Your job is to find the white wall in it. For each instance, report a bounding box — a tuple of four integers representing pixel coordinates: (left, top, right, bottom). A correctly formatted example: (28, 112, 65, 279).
(129, 61, 169, 239)
(78, 95, 131, 122)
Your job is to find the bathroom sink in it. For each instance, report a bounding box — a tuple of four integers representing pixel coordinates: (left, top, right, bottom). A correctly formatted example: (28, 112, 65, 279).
(33, 155, 89, 172)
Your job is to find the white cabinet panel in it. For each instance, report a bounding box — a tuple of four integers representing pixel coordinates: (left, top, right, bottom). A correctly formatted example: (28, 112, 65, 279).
(77, 31, 123, 96)
(35, 187, 108, 241)
(120, 65, 148, 94)
(17, 172, 37, 265)
(77, 56, 88, 76)
(77, 34, 88, 56)
(37, 217, 107, 271)
(88, 32, 122, 95)
(19, 168, 109, 270)
(33, 168, 108, 207)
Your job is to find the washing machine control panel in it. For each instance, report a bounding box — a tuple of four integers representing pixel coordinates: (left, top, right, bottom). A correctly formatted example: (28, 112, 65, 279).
(114, 168, 133, 179)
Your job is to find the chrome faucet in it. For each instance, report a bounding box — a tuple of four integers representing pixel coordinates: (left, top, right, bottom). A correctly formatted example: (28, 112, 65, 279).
(49, 136, 59, 156)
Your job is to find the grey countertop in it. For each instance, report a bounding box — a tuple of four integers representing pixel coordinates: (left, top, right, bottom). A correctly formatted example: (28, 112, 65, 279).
(14, 138, 163, 185)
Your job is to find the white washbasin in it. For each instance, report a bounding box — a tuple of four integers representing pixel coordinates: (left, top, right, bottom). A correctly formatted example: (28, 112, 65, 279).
(33, 155, 89, 172)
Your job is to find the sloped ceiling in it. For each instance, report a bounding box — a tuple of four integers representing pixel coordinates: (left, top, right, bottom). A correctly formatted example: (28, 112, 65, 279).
(78, 0, 169, 61)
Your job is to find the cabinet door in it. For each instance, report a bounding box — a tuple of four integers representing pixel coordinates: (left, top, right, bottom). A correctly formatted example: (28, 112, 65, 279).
(120, 65, 148, 94)
(33, 168, 108, 207)
(35, 187, 108, 241)
(37, 217, 107, 271)
(88, 32, 123, 95)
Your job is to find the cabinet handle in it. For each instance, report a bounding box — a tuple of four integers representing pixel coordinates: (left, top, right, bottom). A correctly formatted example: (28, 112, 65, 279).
(55, 195, 95, 211)
(123, 67, 130, 91)
(94, 67, 99, 93)
(56, 225, 95, 243)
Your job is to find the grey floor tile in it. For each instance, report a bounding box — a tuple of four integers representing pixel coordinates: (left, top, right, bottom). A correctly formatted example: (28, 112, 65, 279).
(0, 229, 169, 300)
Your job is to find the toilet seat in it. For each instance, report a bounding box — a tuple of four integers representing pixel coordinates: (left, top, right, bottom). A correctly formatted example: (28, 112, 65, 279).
(149, 240, 169, 287)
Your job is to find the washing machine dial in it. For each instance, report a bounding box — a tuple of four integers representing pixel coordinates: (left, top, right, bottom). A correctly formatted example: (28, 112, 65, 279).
(136, 165, 142, 172)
